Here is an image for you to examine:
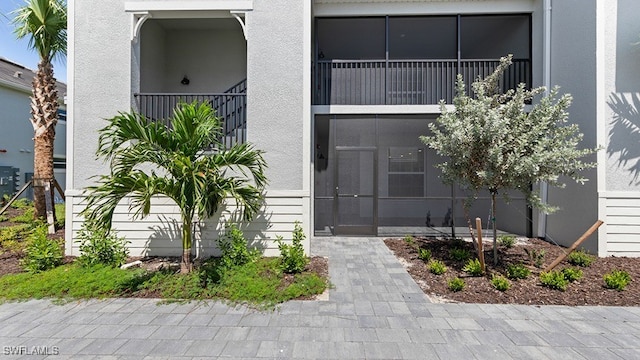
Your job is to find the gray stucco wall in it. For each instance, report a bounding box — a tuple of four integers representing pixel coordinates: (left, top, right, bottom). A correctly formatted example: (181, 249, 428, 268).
(545, 0, 599, 252)
(246, 0, 306, 191)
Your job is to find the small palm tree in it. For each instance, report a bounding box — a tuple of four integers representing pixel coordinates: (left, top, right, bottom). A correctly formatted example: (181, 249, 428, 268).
(83, 102, 267, 273)
(13, 0, 67, 222)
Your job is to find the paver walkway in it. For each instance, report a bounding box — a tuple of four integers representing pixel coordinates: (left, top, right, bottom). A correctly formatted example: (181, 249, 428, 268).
(1, 237, 640, 359)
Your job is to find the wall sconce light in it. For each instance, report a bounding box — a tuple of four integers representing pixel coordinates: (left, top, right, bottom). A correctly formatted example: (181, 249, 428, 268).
(181, 76, 190, 85)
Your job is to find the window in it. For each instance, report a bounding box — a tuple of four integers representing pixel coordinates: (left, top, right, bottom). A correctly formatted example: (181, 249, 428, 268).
(388, 147, 425, 197)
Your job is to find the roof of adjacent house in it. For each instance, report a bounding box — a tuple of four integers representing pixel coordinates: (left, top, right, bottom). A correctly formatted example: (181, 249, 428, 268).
(0, 57, 67, 96)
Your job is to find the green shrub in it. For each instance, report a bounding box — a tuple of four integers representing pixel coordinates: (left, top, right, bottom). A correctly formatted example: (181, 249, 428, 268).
(10, 198, 32, 209)
(0, 215, 8, 222)
(275, 221, 309, 274)
(498, 235, 516, 249)
(524, 248, 546, 268)
(603, 270, 631, 291)
(561, 267, 583, 283)
(462, 258, 484, 276)
(506, 263, 531, 280)
(418, 248, 432, 262)
(10, 207, 35, 223)
(447, 277, 465, 292)
(76, 220, 129, 267)
(567, 250, 595, 267)
(403, 235, 416, 246)
(540, 270, 569, 291)
(20, 225, 63, 273)
(428, 260, 447, 275)
(450, 248, 471, 262)
(217, 224, 260, 271)
(491, 275, 511, 291)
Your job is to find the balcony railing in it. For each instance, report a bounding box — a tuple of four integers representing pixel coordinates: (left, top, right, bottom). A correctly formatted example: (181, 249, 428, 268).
(134, 80, 247, 148)
(313, 59, 531, 105)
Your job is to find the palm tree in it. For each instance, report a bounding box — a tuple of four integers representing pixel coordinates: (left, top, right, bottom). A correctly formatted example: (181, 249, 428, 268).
(83, 102, 267, 273)
(13, 0, 67, 222)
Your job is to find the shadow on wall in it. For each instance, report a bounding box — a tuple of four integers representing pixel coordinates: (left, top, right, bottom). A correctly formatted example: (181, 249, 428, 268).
(607, 93, 640, 185)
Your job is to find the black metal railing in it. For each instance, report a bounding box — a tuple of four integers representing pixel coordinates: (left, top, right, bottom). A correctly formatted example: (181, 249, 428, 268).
(134, 80, 247, 148)
(313, 59, 531, 105)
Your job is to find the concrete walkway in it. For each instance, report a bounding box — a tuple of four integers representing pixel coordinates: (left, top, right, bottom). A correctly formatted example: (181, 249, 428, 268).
(1, 237, 640, 359)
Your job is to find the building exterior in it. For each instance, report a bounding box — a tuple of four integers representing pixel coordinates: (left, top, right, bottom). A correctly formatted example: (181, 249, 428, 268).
(66, 0, 639, 258)
(0, 57, 66, 201)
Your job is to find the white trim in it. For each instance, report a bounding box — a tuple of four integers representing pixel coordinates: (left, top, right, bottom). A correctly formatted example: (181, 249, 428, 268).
(65, 0, 76, 255)
(0, 79, 31, 94)
(65, 189, 311, 199)
(230, 11, 248, 40)
(599, 191, 640, 199)
(131, 12, 152, 42)
(312, 104, 446, 114)
(303, 0, 313, 244)
(595, 0, 608, 257)
(313, 1, 535, 17)
(125, 1, 253, 12)
(537, 0, 552, 239)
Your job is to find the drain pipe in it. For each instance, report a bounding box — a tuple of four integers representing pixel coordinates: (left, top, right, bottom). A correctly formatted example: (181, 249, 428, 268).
(537, 0, 552, 238)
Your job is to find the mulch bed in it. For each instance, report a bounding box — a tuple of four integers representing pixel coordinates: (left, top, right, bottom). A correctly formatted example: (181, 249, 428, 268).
(385, 237, 640, 306)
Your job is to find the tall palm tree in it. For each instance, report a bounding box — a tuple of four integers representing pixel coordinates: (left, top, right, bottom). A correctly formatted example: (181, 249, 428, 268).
(13, 0, 67, 222)
(83, 102, 267, 273)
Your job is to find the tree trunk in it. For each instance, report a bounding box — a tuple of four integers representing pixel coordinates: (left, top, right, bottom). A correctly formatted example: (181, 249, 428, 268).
(31, 58, 59, 222)
(180, 216, 193, 273)
(491, 191, 498, 265)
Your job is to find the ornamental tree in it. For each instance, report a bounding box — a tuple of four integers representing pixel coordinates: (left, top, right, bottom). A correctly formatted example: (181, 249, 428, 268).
(421, 55, 596, 264)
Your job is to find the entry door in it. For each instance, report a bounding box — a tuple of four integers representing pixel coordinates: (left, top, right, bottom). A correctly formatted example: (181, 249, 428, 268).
(334, 148, 377, 235)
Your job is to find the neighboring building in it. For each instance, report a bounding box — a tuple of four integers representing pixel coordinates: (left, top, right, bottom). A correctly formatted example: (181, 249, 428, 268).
(66, 0, 639, 258)
(0, 57, 66, 201)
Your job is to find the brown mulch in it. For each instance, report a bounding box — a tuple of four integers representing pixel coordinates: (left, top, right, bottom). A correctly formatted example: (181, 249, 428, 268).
(385, 237, 640, 306)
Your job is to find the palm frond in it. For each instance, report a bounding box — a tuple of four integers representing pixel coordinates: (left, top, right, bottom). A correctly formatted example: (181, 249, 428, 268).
(12, 0, 67, 61)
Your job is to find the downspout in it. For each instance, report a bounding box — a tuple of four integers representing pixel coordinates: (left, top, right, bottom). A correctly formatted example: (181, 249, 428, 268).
(537, 0, 552, 238)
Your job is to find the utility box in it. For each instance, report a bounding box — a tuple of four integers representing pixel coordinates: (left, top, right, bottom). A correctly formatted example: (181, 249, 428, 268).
(0, 166, 19, 200)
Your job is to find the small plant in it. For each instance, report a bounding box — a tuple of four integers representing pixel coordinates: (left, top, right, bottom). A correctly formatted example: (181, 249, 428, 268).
(417, 248, 432, 262)
(603, 270, 631, 291)
(506, 263, 531, 280)
(217, 224, 260, 271)
(462, 258, 484, 276)
(10, 198, 32, 209)
(561, 267, 583, 283)
(20, 225, 63, 273)
(524, 248, 546, 268)
(428, 260, 447, 275)
(10, 207, 35, 223)
(0, 215, 8, 222)
(540, 270, 569, 291)
(567, 250, 595, 267)
(76, 220, 129, 268)
(275, 221, 309, 274)
(450, 248, 471, 262)
(491, 275, 511, 291)
(403, 235, 416, 246)
(498, 235, 516, 249)
(447, 277, 465, 292)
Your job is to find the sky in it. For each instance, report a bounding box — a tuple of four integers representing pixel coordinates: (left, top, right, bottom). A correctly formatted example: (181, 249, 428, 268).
(0, 0, 68, 82)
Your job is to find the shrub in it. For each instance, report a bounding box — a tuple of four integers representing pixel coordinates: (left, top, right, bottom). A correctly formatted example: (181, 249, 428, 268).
(450, 248, 471, 262)
(403, 235, 416, 246)
(10, 198, 32, 209)
(0, 215, 8, 222)
(275, 221, 309, 274)
(10, 207, 35, 223)
(76, 220, 129, 267)
(462, 258, 484, 276)
(561, 267, 583, 283)
(540, 270, 569, 291)
(603, 270, 631, 291)
(524, 248, 546, 268)
(428, 260, 447, 275)
(448, 277, 465, 292)
(506, 263, 531, 280)
(217, 224, 260, 271)
(567, 250, 594, 267)
(491, 275, 511, 291)
(20, 225, 63, 273)
(418, 248, 432, 262)
(498, 235, 516, 249)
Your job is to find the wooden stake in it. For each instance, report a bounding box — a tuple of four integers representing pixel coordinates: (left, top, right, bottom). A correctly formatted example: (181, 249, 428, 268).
(0, 180, 33, 215)
(44, 180, 56, 235)
(544, 220, 604, 272)
(475, 217, 486, 273)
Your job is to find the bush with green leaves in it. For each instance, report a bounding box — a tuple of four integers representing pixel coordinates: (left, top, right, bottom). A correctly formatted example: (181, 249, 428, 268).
(603, 270, 631, 291)
(418, 248, 432, 262)
(428, 260, 447, 275)
(217, 224, 260, 271)
(450, 248, 471, 262)
(403, 235, 416, 247)
(275, 222, 309, 274)
(561, 267, 583, 283)
(20, 225, 63, 273)
(462, 258, 484, 276)
(448, 277, 465, 292)
(506, 263, 531, 280)
(498, 235, 516, 249)
(76, 220, 129, 267)
(567, 250, 595, 267)
(491, 275, 511, 291)
(524, 248, 546, 268)
(540, 270, 569, 291)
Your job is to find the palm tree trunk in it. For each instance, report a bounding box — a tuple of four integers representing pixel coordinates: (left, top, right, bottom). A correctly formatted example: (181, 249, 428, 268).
(31, 59, 59, 222)
(181, 216, 193, 273)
